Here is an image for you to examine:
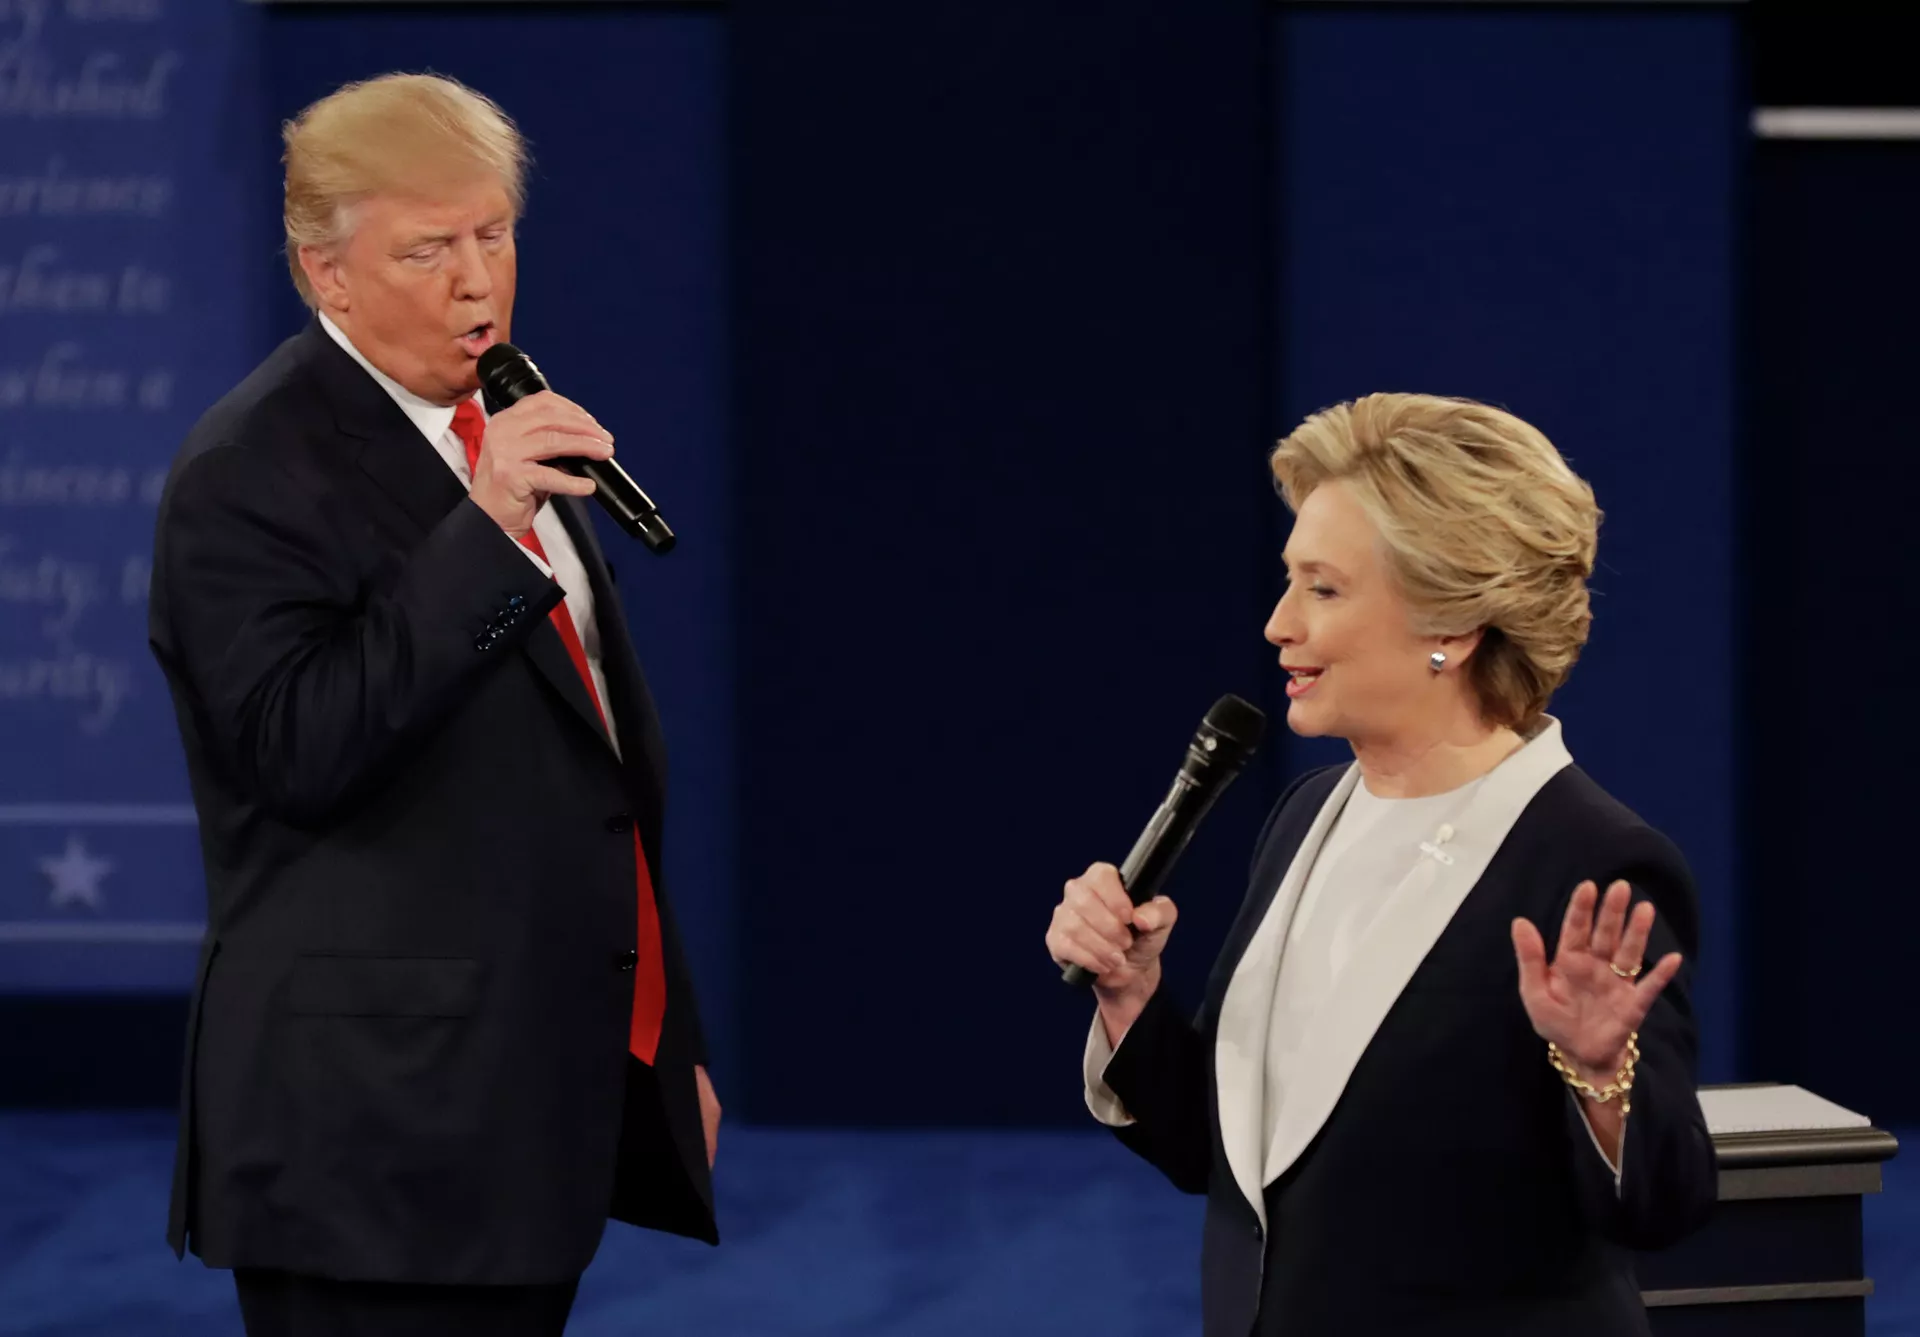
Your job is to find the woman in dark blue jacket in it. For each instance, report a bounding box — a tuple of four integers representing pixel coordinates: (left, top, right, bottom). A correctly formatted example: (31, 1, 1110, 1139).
(1046, 394, 1716, 1336)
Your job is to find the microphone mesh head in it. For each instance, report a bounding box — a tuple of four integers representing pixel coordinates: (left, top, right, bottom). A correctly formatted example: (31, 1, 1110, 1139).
(1204, 694, 1266, 754)
(476, 342, 519, 381)
(477, 343, 548, 407)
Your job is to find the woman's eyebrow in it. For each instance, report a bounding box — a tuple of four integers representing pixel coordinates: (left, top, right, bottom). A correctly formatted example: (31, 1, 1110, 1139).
(1284, 558, 1346, 580)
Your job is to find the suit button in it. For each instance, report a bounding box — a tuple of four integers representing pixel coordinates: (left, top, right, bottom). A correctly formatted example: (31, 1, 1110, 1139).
(605, 813, 633, 833)
(614, 949, 638, 972)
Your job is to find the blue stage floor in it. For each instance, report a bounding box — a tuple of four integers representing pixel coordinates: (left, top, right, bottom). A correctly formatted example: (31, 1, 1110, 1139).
(1, 1113, 1912, 1336)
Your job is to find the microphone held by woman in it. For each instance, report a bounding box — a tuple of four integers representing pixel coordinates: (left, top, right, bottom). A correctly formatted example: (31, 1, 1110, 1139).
(1061, 694, 1266, 986)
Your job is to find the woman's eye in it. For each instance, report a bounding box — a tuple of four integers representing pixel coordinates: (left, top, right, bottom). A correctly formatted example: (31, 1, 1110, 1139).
(1310, 585, 1335, 599)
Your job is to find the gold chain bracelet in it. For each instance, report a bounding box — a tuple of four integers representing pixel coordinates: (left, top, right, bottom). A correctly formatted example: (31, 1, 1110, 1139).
(1546, 1032, 1640, 1116)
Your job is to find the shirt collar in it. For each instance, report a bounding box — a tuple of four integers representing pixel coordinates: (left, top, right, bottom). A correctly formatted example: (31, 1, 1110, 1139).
(317, 311, 479, 447)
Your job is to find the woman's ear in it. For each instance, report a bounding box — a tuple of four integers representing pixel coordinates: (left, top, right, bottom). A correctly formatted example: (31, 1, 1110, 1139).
(1433, 626, 1489, 667)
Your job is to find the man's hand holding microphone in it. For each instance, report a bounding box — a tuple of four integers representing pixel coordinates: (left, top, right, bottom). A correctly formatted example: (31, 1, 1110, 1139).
(467, 391, 613, 540)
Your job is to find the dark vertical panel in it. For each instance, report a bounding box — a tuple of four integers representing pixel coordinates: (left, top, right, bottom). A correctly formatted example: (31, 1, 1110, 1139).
(734, 2, 1270, 1124)
(1274, 7, 1744, 1079)
(261, 6, 737, 1082)
(0, 997, 188, 1105)
(1746, 142, 1920, 1119)
(1751, 6, 1919, 107)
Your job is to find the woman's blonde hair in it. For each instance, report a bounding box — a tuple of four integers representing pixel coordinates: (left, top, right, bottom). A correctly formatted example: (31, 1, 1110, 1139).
(1270, 393, 1601, 731)
(281, 73, 529, 307)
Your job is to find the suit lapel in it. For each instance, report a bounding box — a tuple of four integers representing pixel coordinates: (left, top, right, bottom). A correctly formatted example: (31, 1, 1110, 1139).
(307, 320, 617, 754)
(1256, 719, 1576, 1191)
(352, 423, 466, 535)
(1211, 765, 1359, 1229)
(551, 498, 668, 815)
(520, 602, 615, 751)
(296, 321, 466, 537)
(1203, 769, 1347, 1027)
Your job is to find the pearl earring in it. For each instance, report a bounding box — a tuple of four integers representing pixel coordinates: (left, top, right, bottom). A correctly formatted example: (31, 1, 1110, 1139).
(1429, 652, 1447, 673)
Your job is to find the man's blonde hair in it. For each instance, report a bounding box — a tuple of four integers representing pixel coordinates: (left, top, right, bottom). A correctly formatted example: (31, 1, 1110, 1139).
(281, 72, 528, 307)
(1270, 393, 1601, 731)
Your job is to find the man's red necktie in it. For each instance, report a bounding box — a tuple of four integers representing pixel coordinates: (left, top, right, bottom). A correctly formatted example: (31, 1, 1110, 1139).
(452, 400, 666, 1064)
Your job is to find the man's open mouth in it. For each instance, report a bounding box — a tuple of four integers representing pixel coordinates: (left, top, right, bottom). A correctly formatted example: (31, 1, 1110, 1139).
(457, 322, 497, 357)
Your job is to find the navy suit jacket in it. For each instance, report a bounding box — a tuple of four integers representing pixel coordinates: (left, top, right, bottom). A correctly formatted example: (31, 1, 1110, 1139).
(1103, 762, 1717, 1336)
(149, 320, 715, 1284)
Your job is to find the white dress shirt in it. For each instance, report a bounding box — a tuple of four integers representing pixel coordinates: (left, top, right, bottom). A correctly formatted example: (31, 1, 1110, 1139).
(319, 314, 620, 755)
(1257, 779, 1485, 1182)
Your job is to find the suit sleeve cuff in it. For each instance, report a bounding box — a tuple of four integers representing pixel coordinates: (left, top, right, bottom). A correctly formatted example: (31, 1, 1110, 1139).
(1083, 1012, 1138, 1127)
(517, 541, 555, 580)
(1567, 1087, 1626, 1194)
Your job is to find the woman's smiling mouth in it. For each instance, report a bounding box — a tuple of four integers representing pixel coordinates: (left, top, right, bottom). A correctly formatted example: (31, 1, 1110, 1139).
(1283, 665, 1324, 698)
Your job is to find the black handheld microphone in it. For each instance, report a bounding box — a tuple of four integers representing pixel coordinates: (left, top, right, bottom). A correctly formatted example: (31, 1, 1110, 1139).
(476, 343, 676, 554)
(1061, 694, 1267, 987)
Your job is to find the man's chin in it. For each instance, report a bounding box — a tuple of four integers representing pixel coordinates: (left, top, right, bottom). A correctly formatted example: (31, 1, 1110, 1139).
(446, 364, 483, 399)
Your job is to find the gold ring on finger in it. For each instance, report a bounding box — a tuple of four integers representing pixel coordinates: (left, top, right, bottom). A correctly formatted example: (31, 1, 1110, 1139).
(1609, 962, 1644, 979)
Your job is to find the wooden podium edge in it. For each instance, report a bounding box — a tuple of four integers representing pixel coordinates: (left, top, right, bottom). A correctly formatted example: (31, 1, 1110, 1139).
(1643, 1279, 1874, 1308)
(1713, 1126, 1900, 1170)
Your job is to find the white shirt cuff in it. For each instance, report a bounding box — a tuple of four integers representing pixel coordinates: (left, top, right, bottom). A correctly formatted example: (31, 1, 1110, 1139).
(1568, 1088, 1625, 1194)
(1083, 1012, 1137, 1128)
(516, 542, 555, 580)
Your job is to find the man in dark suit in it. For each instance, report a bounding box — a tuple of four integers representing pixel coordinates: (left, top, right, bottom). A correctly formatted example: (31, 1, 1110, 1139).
(148, 73, 719, 1336)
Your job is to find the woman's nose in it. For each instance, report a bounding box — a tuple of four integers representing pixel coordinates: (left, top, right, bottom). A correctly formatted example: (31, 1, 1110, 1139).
(1264, 589, 1298, 648)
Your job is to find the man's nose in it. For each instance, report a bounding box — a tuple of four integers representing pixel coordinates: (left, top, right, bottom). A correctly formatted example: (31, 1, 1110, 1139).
(448, 236, 493, 301)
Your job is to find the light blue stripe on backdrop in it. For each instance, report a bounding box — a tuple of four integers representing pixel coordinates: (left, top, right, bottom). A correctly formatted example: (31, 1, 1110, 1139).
(0, 0, 270, 991)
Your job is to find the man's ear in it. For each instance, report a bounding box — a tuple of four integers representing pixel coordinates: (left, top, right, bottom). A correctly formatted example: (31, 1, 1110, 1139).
(297, 244, 350, 315)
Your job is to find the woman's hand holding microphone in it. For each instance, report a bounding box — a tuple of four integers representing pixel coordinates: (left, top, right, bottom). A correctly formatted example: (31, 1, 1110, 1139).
(1046, 862, 1180, 1047)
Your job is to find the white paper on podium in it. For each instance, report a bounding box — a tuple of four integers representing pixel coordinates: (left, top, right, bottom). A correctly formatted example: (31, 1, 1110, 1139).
(1697, 1084, 1871, 1136)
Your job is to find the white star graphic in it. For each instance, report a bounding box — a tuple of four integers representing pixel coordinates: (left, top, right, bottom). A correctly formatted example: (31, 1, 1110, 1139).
(40, 834, 113, 913)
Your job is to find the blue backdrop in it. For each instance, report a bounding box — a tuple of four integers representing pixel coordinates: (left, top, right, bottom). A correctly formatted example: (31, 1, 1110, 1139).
(1271, 6, 1744, 1081)
(732, 0, 1275, 1125)
(258, 0, 738, 1091)
(732, 0, 1746, 1124)
(1, 0, 267, 990)
(1, 2, 737, 1087)
(0, 0, 1847, 1121)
